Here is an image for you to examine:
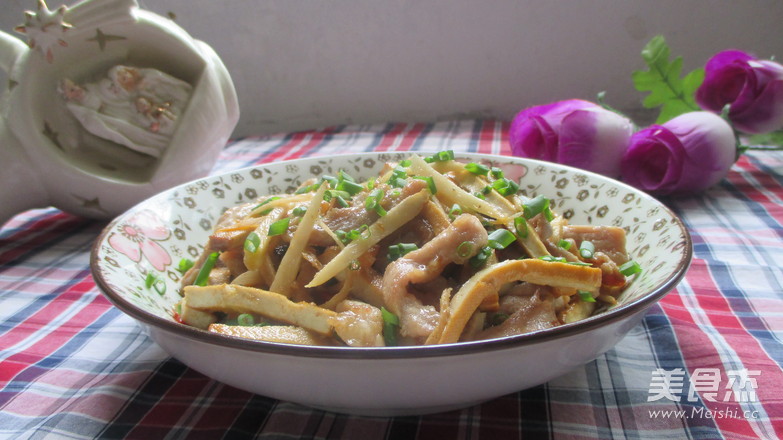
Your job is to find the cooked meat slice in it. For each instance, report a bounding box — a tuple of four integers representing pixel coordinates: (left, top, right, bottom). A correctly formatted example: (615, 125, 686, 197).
(472, 290, 559, 340)
(382, 214, 488, 339)
(329, 300, 385, 347)
(562, 225, 629, 265)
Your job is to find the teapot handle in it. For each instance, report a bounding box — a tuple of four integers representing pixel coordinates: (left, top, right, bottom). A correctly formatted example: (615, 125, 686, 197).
(0, 30, 26, 74)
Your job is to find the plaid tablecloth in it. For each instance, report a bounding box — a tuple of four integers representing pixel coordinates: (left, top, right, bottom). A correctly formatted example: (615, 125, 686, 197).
(1, 120, 781, 439)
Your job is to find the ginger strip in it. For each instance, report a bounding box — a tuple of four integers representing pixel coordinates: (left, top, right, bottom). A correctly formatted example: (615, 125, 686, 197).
(408, 154, 506, 219)
(306, 189, 430, 288)
(269, 183, 328, 295)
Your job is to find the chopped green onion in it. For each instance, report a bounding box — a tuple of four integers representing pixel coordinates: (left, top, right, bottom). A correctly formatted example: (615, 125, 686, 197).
(481, 185, 492, 195)
(387, 243, 419, 261)
(579, 240, 595, 259)
(194, 252, 219, 286)
(538, 255, 567, 263)
(145, 273, 157, 288)
(295, 183, 320, 194)
(469, 246, 493, 269)
(568, 261, 594, 267)
(449, 204, 463, 220)
(334, 195, 349, 208)
(465, 162, 490, 176)
(388, 177, 408, 188)
(337, 179, 364, 196)
(366, 177, 376, 191)
(390, 189, 401, 198)
(473, 191, 486, 200)
(291, 206, 308, 217)
(456, 240, 474, 258)
(321, 175, 339, 188)
(513, 216, 529, 238)
(414, 176, 437, 194)
(338, 170, 355, 182)
(487, 229, 516, 250)
(490, 167, 504, 179)
(578, 291, 596, 303)
(619, 260, 642, 276)
(177, 258, 195, 273)
(523, 195, 550, 219)
(381, 307, 400, 346)
(399, 159, 411, 167)
(428, 150, 455, 162)
(491, 177, 519, 196)
(253, 196, 281, 211)
(558, 239, 572, 250)
(237, 313, 255, 326)
(145, 272, 166, 295)
(365, 188, 387, 216)
(244, 232, 261, 253)
(268, 218, 290, 236)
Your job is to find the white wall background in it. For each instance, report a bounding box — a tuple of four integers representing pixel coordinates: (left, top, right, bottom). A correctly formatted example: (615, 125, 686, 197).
(2, 0, 783, 137)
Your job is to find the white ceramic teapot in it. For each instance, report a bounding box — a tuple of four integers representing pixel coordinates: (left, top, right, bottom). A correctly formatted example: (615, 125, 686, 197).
(0, 0, 239, 225)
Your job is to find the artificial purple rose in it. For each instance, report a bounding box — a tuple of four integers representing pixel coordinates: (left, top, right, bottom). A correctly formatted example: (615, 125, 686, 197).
(621, 112, 736, 195)
(509, 99, 634, 178)
(696, 50, 783, 134)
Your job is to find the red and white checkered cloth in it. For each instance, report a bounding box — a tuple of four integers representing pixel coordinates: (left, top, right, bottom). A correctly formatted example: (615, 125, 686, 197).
(1, 120, 781, 439)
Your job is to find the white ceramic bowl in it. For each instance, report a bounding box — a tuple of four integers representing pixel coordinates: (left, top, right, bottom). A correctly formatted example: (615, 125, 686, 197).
(91, 152, 691, 416)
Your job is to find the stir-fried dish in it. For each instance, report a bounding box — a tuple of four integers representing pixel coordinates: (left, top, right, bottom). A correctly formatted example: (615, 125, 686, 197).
(175, 152, 641, 346)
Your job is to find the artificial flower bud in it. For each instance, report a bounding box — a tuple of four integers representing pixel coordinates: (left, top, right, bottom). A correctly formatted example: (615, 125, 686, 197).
(509, 99, 634, 178)
(696, 50, 783, 134)
(621, 112, 736, 195)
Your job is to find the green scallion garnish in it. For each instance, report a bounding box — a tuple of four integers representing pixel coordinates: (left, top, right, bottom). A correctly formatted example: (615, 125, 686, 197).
(487, 229, 516, 250)
(321, 175, 339, 188)
(381, 307, 400, 346)
(490, 167, 504, 179)
(523, 195, 550, 219)
(619, 260, 642, 276)
(268, 218, 290, 236)
(538, 255, 567, 263)
(144, 273, 156, 289)
(513, 216, 528, 238)
(449, 203, 463, 220)
(244, 232, 261, 253)
(387, 243, 419, 262)
(291, 206, 308, 217)
(456, 240, 474, 258)
(469, 246, 493, 269)
(428, 150, 455, 162)
(177, 258, 195, 273)
(337, 179, 364, 196)
(413, 176, 437, 194)
(465, 162, 490, 176)
(558, 239, 572, 250)
(194, 252, 220, 286)
(579, 240, 595, 259)
(491, 177, 519, 196)
(578, 291, 596, 303)
(237, 313, 255, 326)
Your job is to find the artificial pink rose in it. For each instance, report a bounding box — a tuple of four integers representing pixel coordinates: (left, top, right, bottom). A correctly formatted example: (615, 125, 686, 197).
(509, 99, 634, 178)
(620, 112, 736, 195)
(696, 50, 783, 134)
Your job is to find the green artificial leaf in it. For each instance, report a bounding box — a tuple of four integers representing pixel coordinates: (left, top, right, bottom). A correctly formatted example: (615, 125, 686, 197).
(632, 35, 704, 124)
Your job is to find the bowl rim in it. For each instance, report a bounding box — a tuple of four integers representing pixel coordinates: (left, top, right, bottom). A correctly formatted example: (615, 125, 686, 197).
(90, 151, 693, 360)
